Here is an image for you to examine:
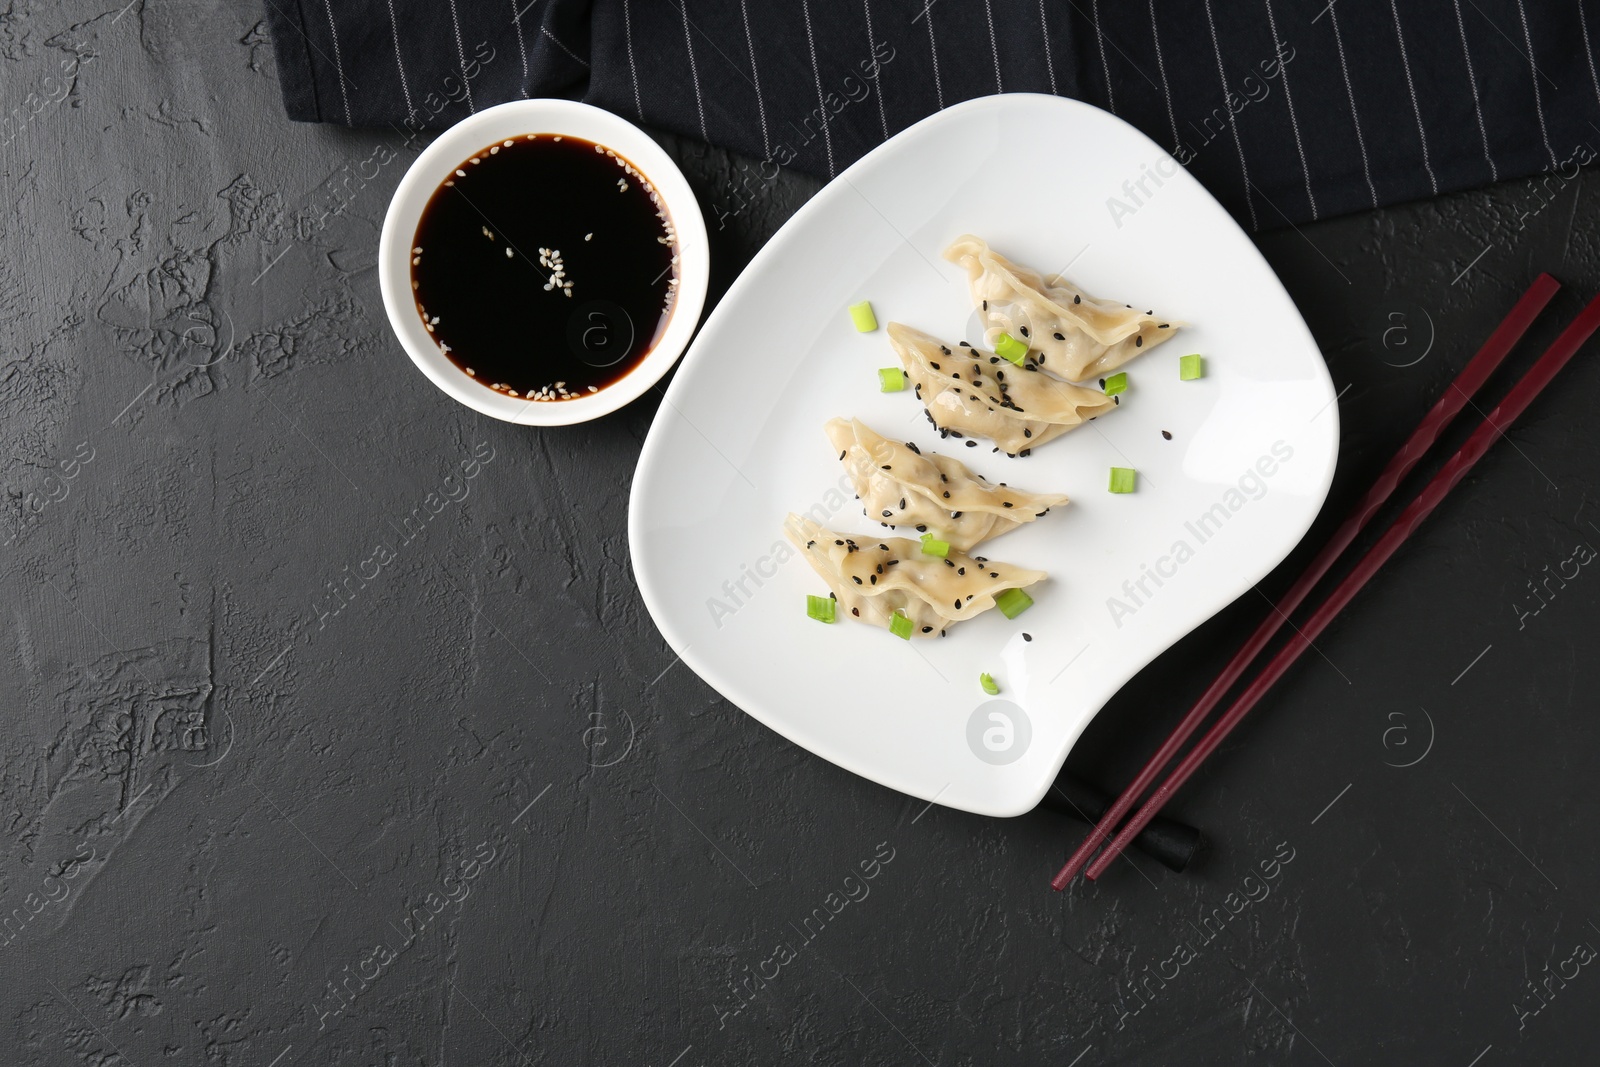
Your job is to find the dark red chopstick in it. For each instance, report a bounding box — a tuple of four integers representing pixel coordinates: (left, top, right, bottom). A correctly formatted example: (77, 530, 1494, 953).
(1083, 289, 1600, 881)
(1051, 274, 1561, 889)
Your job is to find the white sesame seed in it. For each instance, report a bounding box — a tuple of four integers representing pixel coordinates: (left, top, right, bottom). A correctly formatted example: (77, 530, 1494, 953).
(455, 169, 466, 177)
(505, 248, 513, 258)
(489, 146, 499, 154)
(584, 233, 592, 241)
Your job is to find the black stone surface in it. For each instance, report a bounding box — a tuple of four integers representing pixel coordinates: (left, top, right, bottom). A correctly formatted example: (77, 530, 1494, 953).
(3, 5, 1599, 1066)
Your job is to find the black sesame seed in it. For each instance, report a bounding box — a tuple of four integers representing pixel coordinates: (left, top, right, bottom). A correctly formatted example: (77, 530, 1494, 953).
(965, 595, 973, 602)
(875, 563, 883, 573)
(1023, 428, 1032, 438)
(944, 559, 955, 568)
(966, 440, 977, 448)
(929, 361, 940, 370)
(852, 576, 863, 584)
(1022, 632, 1032, 641)
(1019, 326, 1029, 337)
(940, 346, 951, 355)
(957, 567, 965, 575)
(1074, 294, 1081, 304)
(942, 490, 950, 498)
(959, 341, 972, 347)
(906, 441, 921, 454)
(1003, 501, 1014, 508)
(838, 450, 846, 460)
(989, 356, 999, 364)
(881, 464, 892, 470)
(952, 511, 962, 518)
(1135, 336, 1143, 348)
(1158, 323, 1169, 328)
(940, 473, 948, 482)
(1161, 429, 1173, 440)
(953, 599, 961, 609)
(869, 574, 877, 585)
(1020, 448, 1031, 457)
(882, 510, 892, 517)
(988, 571, 998, 578)
(952, 372, 960, 380)
(975, 556, 987, 562)
(898, 497, 906, 510)
(1053, 332, 1065, 340)
(916, 524, 927, 532)
(982, 300, 988, 310)
(1113, 396, 1119, 404)
(852, 607, 860, 616)
(921, 626, 932, 633)
(834, 539, 844, 545)
(886, 559, 898, 566)
(830, 592, 837, 599)
(806, 540, 815, 548)
(1098, 378, 1106, 389)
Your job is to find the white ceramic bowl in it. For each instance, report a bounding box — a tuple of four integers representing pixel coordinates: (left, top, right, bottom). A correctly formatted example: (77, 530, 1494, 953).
(379, 99, 709, 425)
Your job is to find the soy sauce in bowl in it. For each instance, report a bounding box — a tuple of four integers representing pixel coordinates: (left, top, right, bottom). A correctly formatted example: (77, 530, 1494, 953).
(409, 135, 679, 401)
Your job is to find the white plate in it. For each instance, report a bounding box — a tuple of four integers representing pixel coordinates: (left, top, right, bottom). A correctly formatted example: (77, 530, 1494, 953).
(629, 94, 1337, 817)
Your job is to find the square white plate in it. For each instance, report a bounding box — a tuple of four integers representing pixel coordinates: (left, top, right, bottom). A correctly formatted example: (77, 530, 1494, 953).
(629, 94, 1337, 817)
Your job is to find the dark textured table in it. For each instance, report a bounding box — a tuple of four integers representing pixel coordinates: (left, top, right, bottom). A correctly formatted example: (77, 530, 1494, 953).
(4, 5, 1599, 1066)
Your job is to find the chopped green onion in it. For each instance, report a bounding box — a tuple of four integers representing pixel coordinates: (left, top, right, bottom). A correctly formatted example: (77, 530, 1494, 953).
(806, 594, 836, 623)
(878, 367, 906, 392)
(1179, 353, 1204, 380)
(1103, 372, 1128, 396)
(1108, 467, 1137, 494)
(889, 610, 913, 639)
(994, 332, 1029, 365)
(995, 588, 1033, 619)
(849, 300, 878, 332)
(979, 672, 1000, 696)
(919, 533, 950, 557)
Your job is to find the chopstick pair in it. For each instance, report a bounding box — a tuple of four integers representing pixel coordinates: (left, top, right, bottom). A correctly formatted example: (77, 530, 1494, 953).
(1053, 274, 1600, 888)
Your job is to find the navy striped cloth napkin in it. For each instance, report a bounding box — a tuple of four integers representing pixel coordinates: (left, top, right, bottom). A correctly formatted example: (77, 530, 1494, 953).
(263, 0, 1600, 230)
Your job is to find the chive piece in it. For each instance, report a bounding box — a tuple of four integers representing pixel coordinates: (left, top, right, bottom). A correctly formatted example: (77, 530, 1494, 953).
(878, 366, 906, 392)
(1103, 372, 1128, 396)
(849, 300, 878, 332)
(806, 594, 836, 623)
(1108, 467, 1137, 494)
(919, 533, 950, 557)
(995, 588, 1033, 619)
(889, 610, 913, 639)
(1179, 353, 1204, 380)
(979, 672, 1000, 696)
(994, 332, 1029, 365)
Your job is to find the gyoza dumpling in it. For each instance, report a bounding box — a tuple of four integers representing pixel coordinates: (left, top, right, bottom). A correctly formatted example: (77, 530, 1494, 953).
(826, 417, 1068, 551)
(888, 322, 1115, 455)
(784, 514, 1046, 637)
(944, 234, 1181, 381)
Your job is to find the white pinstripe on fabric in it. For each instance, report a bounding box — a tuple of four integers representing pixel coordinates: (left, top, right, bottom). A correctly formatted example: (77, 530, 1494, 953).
(1147, 0, 1179, 151)
(1093, 0, 1115, 114)
(1513, 0, 1556, 167)
(1201, 0, 1257, 228)
(541, 24, 590, 68)
(510, 0, 530, 97)
(383, 0, 414, 118)
(983, 0, 1003, 92)
(319, 0, 353, 123)
(1450, 0, 1499, 182)
(924, 3, 944, 110)
(1580, 2, 1600, 114)
(862, 0, 889, 140)
(1037, 0, 1057, 95)
(446, 0, 477, 113)
(1327, 4, 1379, 206)
(742, 0, 772, 156)
(622, 0, 644, 121)
(801, 0, 835, 175)
(1387, 0, 1438, 195)
(1262, 0, 1317, 219)
(678, 0, 708, 141)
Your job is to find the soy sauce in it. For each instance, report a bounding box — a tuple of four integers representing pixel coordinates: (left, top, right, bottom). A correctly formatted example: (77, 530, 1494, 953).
(409, 134, 679, 401)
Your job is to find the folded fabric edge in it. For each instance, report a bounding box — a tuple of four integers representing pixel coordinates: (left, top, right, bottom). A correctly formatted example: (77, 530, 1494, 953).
(261, 0, 322, 123)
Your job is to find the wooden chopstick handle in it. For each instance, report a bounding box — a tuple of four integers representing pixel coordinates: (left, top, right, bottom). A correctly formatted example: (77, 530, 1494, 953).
(1085, 289, 1600, 881)
(1051, 274, 1562, 889)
